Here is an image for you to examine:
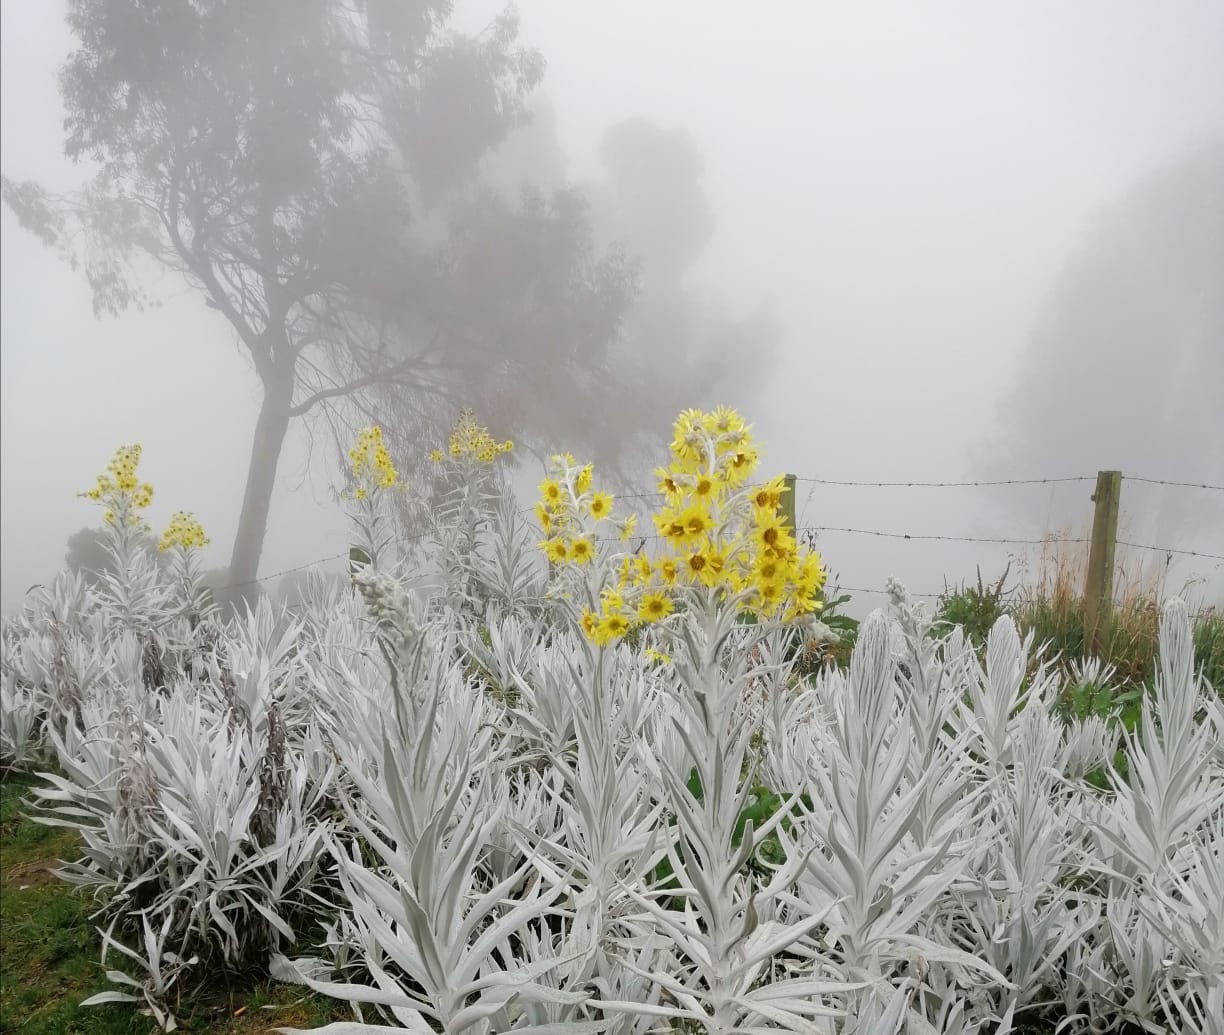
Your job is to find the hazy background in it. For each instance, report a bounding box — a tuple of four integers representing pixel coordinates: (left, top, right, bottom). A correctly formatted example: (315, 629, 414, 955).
(3, 1, 1223, 615)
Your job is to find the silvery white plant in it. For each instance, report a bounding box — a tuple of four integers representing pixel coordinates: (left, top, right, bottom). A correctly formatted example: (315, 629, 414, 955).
(81, 912, 200, 1032)
(0, 665, 48, 772)
(613, 588, 851, 1032)
(1095, 598, 1223, 879)
(274, 572, 594, 1032)
(467, 492, 549, 616)
(778, 611, 1004, 1030)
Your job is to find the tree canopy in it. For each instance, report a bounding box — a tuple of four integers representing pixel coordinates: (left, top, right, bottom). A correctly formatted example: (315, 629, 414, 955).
(3, 0, 712, 592)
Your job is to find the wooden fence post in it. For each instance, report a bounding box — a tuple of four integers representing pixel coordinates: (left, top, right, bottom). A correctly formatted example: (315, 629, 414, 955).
(782, 473, 797, 533)
(1083, 470, 1121, 653)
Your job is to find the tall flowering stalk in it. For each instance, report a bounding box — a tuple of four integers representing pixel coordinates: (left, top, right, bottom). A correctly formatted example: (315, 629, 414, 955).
(345, 425, 400, 574)
(159, 511, 213, 625)
(427, 409, 514, 611)
(79, 444, 165, 636)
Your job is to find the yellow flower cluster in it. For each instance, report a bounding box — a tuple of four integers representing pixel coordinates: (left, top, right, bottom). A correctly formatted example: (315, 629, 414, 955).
(82, 444, 155, 526)
(537, 407, 827, 647)
(651, 407, 825, 620)
(435, 408, 513, 464)
(159, 510, 209, 552)
(348, 425, 398, 499)
(435, 408, 511, 464)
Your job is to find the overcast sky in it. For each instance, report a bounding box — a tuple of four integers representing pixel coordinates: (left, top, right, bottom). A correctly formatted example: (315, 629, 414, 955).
(3, 1, 1222, 615)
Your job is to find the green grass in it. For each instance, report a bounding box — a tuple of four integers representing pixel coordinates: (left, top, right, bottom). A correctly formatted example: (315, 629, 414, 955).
(935, 553, 1223, 702)
(0, 773, 348, 1034)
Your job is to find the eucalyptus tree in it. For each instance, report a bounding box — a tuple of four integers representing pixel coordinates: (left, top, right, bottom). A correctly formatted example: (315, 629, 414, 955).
(3, 1, 659, 592)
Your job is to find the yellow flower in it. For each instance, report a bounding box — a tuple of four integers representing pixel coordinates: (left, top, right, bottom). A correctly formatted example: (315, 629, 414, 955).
(429, 449, 444, 463)
(618, 514, 638, 541)
(753, 510, 790, 556)
(725, 447, 758, 486)
(655, 467, 683, 502)
(656, 556, 680, 585)
(580, 608, 599, 639)
(644, 646, 672, 665)
(638, 592, 674, 623)
(588, 491, 614, 520)
(575, 464, 594, 496)
(752, 475, 788, 512)
(682, 550, 711, 584)
(676, 503, 714, 546)
(535, 502, 553, 534)
(539, 479, 563, 508)
(752, 553, 786, 586)
(131, 483, 154, 509)
(350, 426, 398, 491)
(542, 537, 569, 564)
(654, 507, 687, 543)
(597, 613, 631, 643)
(709, 405, 745, 436)
(569, 536, 594, 565)
(600, 585, 625, 613)
(692, 473, 718, 501)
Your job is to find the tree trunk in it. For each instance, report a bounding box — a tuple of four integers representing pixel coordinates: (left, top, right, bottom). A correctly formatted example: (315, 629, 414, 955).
(226, 370, 294, 604)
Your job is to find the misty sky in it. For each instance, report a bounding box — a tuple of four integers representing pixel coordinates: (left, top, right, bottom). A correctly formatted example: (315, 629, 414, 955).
(3, 1, 1223, 615)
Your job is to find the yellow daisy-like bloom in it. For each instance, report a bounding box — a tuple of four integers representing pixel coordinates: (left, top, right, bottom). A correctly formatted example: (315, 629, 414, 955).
(581, 608, 599, 639)
(575, 464, 594, 496)
(542, 538, 569, 564)
(429, 449, 444, 463)
(692, 473, 719, 502)
(725, 448, 758, 487)
(569, 536, 594, 566)
(753, 510, 790, 556)
(539, 479, 563, 508)
(638, 591, 674, 623)
(654, 507, 686, 543)
(676, 503, 714, 546)
(656, 556, 680, 586)
(601, 585, 626, 613)
(655, 467, 683, 503)
(682, 550, 711, 584)
(708, 404, 745, 437)
(752, 475, 788, 512)
(588, 491, 614, 520)
(535, 503, 553, 535)
(618, 514, 638, 541)
(597, 612, 631, 643)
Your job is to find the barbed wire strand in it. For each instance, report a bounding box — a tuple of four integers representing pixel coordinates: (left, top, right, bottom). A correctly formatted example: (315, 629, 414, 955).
(1116, 540, 1224, 562)
(794, 475, 1095, 488)
(802, 526, 1091, 547)
(1121, 476, 1224, 492)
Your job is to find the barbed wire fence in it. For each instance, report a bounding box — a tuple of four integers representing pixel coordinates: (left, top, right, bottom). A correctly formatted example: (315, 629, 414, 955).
(214, 471, 1224, 614)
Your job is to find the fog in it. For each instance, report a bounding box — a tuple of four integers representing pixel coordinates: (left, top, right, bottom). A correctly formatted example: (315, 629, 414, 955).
(3, 1, 1222, 616)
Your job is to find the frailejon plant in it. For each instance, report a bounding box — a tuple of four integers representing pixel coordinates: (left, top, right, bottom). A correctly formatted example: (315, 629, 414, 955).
(2, 410, 1221, 1034)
